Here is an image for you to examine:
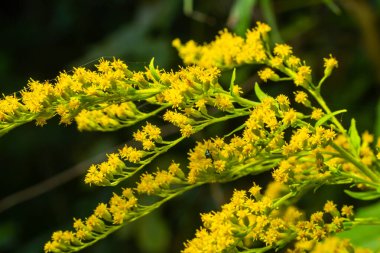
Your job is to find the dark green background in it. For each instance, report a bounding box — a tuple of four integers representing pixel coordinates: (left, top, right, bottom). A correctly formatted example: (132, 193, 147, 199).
(0, 1, 379, 252)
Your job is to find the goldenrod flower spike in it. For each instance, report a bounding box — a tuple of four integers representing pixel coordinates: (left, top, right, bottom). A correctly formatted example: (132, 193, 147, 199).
(0, 22, 378, 253)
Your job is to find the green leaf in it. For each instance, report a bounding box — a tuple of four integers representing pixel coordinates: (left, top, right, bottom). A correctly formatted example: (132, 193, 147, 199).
(348, 118, 361, 156)
(375, 98, 380, 137)
(260, 0, 283, 43)
(229, 68, 236, 95)
(338, 201, 380, 251)
(315, 109, 347, 128)
(323, 0, 342, 15)
(227, 0, 257, 36)
(149, 58, 160, 82)
(136, 211, 170, 253)
(344, 189, 380, 201)
(254, 82, 269, 102)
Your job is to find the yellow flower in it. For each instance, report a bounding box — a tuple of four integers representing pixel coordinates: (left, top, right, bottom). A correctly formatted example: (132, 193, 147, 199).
(311, 108, 324, 120)
(162, 88, 183, 107)
(180, 124, 194, 137)
(258, 68, 279, 82)
(362, 131, 374, 143)
(341, 205, 354, 218)
(294, 91, 309, 105)
(323, 200, 338, 214)
(119, 145, 143, 163)
(214, 94, 233, 111)
(143, 122, 161, 140)
(256, 21, 271, 35)
(248, 183, 262, 197)
(294, 66, 311, 86)
(269, 56, 283, 68)
(0, 95, 22, 120)
(276, 94, 290, 107)
(274, 43, 293, 58)
(282, 108, 297, 125)
(286, 56, 301, 68)
(163, 110, 186, 125)
(44, 240, 60, 253)
(323, 54, 338, 77)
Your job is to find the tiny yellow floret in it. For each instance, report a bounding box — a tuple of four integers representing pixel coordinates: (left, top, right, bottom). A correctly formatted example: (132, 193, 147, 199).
(274, 44, 293, 58)
(323, 54, 338, 77)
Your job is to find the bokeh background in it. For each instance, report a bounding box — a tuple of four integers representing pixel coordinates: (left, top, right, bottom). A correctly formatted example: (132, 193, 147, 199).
(0, 0, 380, 252)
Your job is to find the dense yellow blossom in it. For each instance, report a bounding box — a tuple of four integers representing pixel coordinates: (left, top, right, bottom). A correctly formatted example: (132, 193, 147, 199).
(173, 22, 270, 68)
(183, 183, 359, 253)
(1, 21, 374, 253)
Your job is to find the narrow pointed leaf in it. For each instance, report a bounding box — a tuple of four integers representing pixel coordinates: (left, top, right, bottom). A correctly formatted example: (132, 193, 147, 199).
(315, 109, 347, 128)
(348, 118, 361, 156)
(254, 82, 269, 101)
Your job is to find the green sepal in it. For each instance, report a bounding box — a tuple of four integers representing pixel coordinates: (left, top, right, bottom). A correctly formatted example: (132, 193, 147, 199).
(348, 118, 361, 156)
(344, 189, 380, 201)
(149, 58, 160, 82)
(315, 109, 347, 128)
(254, 82, 269, 102)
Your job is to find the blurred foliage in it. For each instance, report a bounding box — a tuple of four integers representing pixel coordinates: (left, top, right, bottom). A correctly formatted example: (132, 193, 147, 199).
(0, 0, 379, 252)
(338, 201, 380, 251)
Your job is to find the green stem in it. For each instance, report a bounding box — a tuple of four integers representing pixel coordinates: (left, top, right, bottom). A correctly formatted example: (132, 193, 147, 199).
(308, 89, 346, 134)
(331, 142, 380, 183)
(344, 218, 380, 230)
(337, 171, 379, 188)
(195, 109, 251, 131)
(232, 94, 259, 107)
(273, 191, 296, 208)
(317, 75, 328, 89)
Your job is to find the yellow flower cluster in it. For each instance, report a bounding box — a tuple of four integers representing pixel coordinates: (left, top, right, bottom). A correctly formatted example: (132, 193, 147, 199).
(185, 94, 339, 185)
(323, 132, 379, 181)
(183, 188, 286, 252)
(283, 126, 336, 155)
(173, 22, 271, 68)
(0, 58, 164, 135)
(84, 139, 148, 186)
(74, 102, 143, 131)
(133, 122, 162, 150)
(13, 22, 379, 253)
(44, 188, 137, 252)
(309, 237, 372, 253)
(163, 110, 194, 137)
(160, 65, 220, 107)
(173, 23, 339, 90)
(136, 162, 186, 196)
(183, 182, 356, 253)
(84, 153, 127, 186)
(119, 144, 144, 163)
(187, 138, 228, 184)
(258, 68, 280, 82)
(0, 95, 24, 122)
(359, 131, 376, 166)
